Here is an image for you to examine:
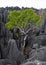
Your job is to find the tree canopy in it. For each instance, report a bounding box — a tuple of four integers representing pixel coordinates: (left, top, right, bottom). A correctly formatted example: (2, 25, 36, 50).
(6, 9, 43, 30)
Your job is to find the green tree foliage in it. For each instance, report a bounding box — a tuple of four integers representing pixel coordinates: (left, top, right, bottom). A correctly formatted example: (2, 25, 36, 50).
(6, 9, 43, 29)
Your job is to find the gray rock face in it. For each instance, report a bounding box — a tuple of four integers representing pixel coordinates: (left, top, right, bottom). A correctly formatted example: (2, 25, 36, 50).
(0, 39, 25, 65)
(29, 46, 46, 61)
(0, 22, 13, 58)
(0, 59, 17, 65)
(0, 22, 25, 64)
(32, 35, 46, 49)
(7, 39, 25, 65)
(21, 61, 46, 65)
(0, 22, 13, 40)
(3, 9, 8, 23)
(40, 14, 46, 33)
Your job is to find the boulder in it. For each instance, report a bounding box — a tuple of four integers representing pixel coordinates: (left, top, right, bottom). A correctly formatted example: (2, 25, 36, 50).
(7, 39, 25, 65)
(0, 59, 17, 65)
(21, 60, 46, 65)
(29, 46, 46, 61)
(0, 39, 25, 65)
(32, 35, 46, 49)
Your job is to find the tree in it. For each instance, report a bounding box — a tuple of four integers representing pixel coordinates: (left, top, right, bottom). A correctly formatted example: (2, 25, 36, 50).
(6, 9, 43, 31)
(6, 9, 44, 51)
